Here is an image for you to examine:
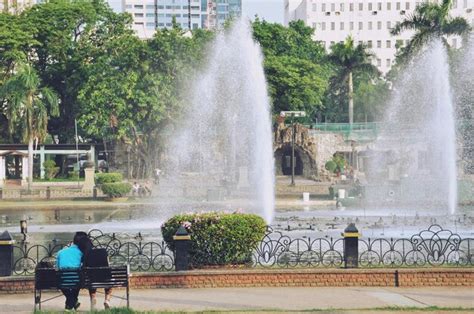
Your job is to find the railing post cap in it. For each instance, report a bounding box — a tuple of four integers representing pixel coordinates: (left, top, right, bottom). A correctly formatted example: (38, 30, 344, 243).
(342, 223, 361, 238)
(173, 225, 191, 241)
(0, 230, 15, 245)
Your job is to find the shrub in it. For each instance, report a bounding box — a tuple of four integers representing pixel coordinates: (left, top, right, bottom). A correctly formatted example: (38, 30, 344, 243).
(95, 173, 123, 185)
(325, 160, 337, 173)
(68, 171, 79, 180)
(101, 182, 132, 198)
(162, 212, 266, 267)
(43, 160, 59, 180)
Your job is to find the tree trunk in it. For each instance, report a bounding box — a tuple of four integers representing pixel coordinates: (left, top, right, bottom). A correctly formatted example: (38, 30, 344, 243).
(28, 138, 33, 191)
(348, 71, 354, 125)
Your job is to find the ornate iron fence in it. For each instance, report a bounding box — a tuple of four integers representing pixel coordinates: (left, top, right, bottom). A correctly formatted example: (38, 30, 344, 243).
(11, 224, 474, 275)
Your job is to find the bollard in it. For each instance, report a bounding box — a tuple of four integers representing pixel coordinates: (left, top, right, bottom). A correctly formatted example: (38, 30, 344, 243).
(0, 230, 15, 276)
(46, 186, 51, 200)
(173, 226, 191, 271)
(342, 223, 360, 268)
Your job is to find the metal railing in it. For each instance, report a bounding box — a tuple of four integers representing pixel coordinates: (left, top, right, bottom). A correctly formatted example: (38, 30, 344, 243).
(10, 224, 473, 275)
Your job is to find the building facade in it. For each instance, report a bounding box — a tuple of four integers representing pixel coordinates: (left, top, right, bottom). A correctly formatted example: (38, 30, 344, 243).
(109, 0, 242, 39)
(285, 0, 474, 73)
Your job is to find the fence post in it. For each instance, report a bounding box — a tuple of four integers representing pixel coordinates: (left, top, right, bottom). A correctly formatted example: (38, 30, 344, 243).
(0, 230, 15, 276)
(343, 223, 360, 268)
(173, 226, 191, 271)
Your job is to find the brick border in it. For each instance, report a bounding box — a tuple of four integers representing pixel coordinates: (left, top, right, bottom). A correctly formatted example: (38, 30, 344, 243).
(0, 268, 472, 294)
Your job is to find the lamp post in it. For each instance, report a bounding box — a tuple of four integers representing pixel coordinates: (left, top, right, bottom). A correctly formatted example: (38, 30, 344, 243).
(280, 111, 306, 186)
(20, 219, 27, 243)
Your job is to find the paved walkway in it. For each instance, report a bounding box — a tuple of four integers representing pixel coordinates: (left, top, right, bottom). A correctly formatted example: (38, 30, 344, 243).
(0, 286, 473, 313)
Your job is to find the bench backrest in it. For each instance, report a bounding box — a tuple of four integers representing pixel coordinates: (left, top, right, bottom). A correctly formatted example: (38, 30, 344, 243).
(35, 266, 128, 290)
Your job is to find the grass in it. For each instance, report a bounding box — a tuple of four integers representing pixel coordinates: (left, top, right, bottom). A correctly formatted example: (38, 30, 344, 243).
(34, 306, 474, 313)
(34, 177, 84, 182)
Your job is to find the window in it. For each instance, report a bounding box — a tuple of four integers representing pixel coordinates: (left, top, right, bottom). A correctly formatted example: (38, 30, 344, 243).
(378, 2, 382, 10)
(387, 21, 392, 29)
(377, 59, 381, 67)
(313, 22, 317, 28)
(340, 3, 344, 11)
(368, 3, 373, 10)
(135, 13, 144, 17)
(340, 22, 344, 30)
(330, 41, 335, 46)
(134, 4, 143, 9)
(312, 3, 317, 11)
(359, 21, 363, 30)
(386, 40, 391, 48)
(396, 39, 403, 47)
(322, 3, 326, 11)
(146, 22, 155, 28)
(125, 4, 132, 8)
(321, 22, 326, 30)
(405, 2, 410, 9)
(146, 5, 154, 9)
(377, 21, 382, 29)
(350, 3, 354, 11)
(377, 40, 382, 48)
(331, 3, 335, 11)
(359, 3, 363, 10)
(368, 21, 373, 30)
(350, 21, 354, 30)
(453, 0, 458, 8)
(358, 40, 363, 45)
(396, 2, 401, 10)
(146, 13, 154, 17)
(386, 58, 391, 67)
(368, 40, 373, 48)
(387, 2, 391, 10)
(464, 0, 468, 8)
(331, 22, 335, 30)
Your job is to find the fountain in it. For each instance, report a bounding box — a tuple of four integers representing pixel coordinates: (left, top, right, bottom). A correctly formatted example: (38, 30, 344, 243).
(159, 19, 275, 223)
(364, 40, 458, 214)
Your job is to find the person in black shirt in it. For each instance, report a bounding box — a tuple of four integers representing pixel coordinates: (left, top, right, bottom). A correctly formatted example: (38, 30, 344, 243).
(77, 234, 113, 309)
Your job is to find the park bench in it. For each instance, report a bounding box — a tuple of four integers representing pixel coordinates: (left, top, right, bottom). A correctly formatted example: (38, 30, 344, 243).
(34, 265, 129, 310)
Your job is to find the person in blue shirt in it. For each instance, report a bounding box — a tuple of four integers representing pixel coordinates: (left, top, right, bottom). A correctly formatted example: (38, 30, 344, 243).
(56, 232, 84, 311)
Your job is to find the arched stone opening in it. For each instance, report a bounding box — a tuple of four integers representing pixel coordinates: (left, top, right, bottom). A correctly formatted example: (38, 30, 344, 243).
(274, 144, 315, 177)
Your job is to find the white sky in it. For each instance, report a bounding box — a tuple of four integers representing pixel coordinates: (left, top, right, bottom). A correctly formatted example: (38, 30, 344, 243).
(242, 0, 284, 24)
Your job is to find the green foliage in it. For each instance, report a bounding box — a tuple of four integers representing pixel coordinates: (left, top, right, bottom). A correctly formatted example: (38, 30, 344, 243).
(332, 154, 347, 173)
(43, 160, 59, 180)
(325, 160, 337, 173)
(162, 212, 267, 266)
(252, 19, 331, 120)
(68, 170, 79, 180)
(101, 182, 132, 198)
(95, 173, 123, 184)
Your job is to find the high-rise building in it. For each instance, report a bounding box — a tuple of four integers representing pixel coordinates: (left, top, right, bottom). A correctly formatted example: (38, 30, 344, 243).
(110, 0, 242, 39)
(1, 0, 39, 13)
(285, 0, 474, 72)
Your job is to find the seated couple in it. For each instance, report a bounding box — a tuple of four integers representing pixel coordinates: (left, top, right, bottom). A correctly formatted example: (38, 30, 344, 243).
(56, 231, 112, 311)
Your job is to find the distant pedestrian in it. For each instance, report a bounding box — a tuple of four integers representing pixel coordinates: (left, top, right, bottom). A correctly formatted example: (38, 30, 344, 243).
(154, 168, 161, 185)
(132, 182, 140, 196)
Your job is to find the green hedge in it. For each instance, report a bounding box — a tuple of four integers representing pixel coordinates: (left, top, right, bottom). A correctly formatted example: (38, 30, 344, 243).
(96, 173, 123, 184)
(101, 182, 132, 198)
(162, 212, 266, 267)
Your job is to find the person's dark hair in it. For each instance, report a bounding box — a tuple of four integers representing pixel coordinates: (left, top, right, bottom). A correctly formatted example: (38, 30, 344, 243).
(77, 235, 94, 263)
(73, 231, 87, 245)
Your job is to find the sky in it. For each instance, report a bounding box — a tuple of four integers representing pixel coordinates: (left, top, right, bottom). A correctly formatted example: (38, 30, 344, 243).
(242, 0, 284, 24)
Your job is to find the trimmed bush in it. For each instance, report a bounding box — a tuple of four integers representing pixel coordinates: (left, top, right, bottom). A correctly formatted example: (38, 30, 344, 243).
(43, 160, 59, 180)
(162, 212, 266, 267)
(101, 182, 132, 198)
(325, 160, 337, 173)
(68, 171, 79, 180)
(95, 173, 123, 184)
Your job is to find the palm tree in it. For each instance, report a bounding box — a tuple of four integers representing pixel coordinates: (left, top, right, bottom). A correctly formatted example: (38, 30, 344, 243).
(329, 37, 379, 124)
(0, 63, 59, 190)
(391, 0, 471, 58)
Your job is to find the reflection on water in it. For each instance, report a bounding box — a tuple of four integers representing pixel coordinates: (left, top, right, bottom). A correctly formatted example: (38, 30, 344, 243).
(1, 203, 473, 244)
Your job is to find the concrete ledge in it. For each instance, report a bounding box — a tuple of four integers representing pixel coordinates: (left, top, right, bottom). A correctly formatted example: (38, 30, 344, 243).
(1, 268, 472, 294)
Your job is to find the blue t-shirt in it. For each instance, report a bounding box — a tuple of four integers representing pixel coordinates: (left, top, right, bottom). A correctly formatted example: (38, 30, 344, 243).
(56, 244, 83, 269)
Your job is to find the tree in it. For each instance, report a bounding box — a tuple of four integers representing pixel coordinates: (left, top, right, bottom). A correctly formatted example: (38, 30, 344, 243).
(252, 19, 331, 120)
(0, 63, 59, 189)
(391, 0, 471, 59)
(328, 37, 379, 124)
